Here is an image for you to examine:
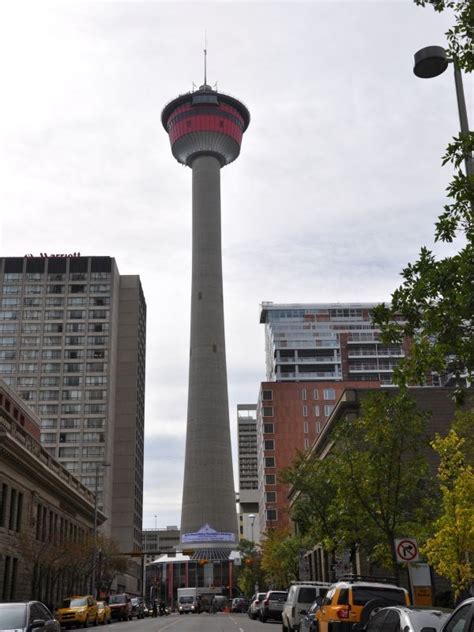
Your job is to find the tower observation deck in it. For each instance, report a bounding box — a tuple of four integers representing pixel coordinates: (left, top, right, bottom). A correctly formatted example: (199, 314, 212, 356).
(161, 84, 250, 558)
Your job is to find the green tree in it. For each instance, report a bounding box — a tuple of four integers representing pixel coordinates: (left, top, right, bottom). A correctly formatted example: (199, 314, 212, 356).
(260, 529, 308, 588)
(372, 1, 474, 402)
(422, 411, 474, 600)
(237, 539, 266, 597)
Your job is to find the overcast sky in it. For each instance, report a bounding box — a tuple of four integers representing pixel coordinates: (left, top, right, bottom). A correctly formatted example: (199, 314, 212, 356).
(0, 1, 465, 529)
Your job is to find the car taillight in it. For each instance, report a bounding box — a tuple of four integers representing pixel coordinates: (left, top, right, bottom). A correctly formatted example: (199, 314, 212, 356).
(337, 607, 350, 619)
(263, 600, 269, 606)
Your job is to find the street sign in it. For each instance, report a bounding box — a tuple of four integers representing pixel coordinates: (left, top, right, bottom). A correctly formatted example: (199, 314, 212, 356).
(394, 538, 420, 563)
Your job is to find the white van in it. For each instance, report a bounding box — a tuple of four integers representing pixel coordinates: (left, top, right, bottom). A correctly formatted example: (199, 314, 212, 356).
(282, 581, 330, 632)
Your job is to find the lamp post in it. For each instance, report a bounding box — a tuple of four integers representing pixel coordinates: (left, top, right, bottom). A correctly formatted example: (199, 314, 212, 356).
(248, 514, 256, 545)
(413, 46, 473, 178)
(91, 462, 110, 598)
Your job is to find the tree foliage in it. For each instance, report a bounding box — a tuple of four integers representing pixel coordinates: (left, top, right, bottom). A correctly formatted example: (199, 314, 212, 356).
(236, 538, 267, 597)
(286, 392, 437, 583)
(422, 410, 474, 599)
(372, 1, 474, 402)
(260, 529, 308, 588)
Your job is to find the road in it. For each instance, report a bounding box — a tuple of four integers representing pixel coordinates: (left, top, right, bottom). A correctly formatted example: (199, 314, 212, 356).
(96, 613, 281, 632)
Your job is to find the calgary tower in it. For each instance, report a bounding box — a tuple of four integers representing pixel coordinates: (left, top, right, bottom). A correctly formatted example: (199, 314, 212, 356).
(162, 65, 250, 558)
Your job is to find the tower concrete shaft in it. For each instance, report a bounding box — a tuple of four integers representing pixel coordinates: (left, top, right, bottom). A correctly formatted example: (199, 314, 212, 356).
(162, 85, 250, 550)
(181, 154, 237, 541)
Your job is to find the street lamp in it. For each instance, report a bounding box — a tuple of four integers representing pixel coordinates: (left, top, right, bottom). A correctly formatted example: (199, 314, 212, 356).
(91, 462, 110, 598)
(248, 514, 256, 544)
(413, 45, 473, 178)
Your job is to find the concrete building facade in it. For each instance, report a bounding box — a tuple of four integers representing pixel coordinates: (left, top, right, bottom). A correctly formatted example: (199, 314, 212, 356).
(0, 255, 146, 592)
(236, 404, 260, 544)
(0, 378, 105, 602)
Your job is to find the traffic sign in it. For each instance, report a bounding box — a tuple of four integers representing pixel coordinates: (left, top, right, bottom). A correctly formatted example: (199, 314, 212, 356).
(394, 538, 420, 563)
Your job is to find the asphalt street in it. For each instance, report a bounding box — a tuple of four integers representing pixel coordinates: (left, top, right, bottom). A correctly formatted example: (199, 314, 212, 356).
(95, 613, 281, 631)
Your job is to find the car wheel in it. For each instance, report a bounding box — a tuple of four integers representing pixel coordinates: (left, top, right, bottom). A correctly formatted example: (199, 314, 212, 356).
(82, 620, 88, 628)
(94, 617, 98, 627)
(359, 599, 388, 625)
(261, 613, 267, 623)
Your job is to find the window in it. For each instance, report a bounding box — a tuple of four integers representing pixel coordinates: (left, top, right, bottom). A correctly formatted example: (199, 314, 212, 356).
(69, 285, 86, 294)
(316, 421, 322, 433)
(263, 407, 273, 417)
(61, 403, 82, 414)
(443, 604, 472, 632)
(266, 509, 277, 521)
(39, 390, 59, 401)
(264, 440, 274, 450)
(262, 389, 273, 401)
(42, 363, 61, 373)
(263, 422, 274, 433)
(87, 336, 107, 346)
(59, 432, 80, 443)
(40, 419, 57, 428)
(46, 297, 63, 306)
(85, 376, 107, 386)
(301, 388, 307, 400)
(22, 323, 40, 333)
(60, 418, 81, 429)
(42, 350, 61, 359)
(314, 405, 320, 417)
(265, 491, 276, 503)
(85, 418, 105, 428)
(265, 474, 276, 485)
(66, 322, 85, 332)
(0, 312, 18, 320)
(43, 336, 62, 346)
(45, 310, 64, 320)
(64, 349, 83, 359)
(63, 376, 82, 386)
(44, 323, 63, 333)
(63, 390, 82, 400)
(84, 403, 106, 414)
(313, 388, 319, 400)
(303, 421, 308, 433)
(265, 457, 275, 468)
(59, 447, 79, 457)
(38, 404, 59, 415)
(304, 438, 309, 449)
(82, 446, 104, 457)
(65, 336, 84, 346)
(47, 285, 64, 294)
(324, 405, 334, 416)
(68, 310, 85, 320)
(86, 363, 104, 372)
(85, 390, 107, 400)
(64, 363, 83, 373)
(302, 405, 308, 417)
(323, 388, 336, 400)
(87, 349, 106, 359)
(41, 432, 57, 443)
(19, 363, 36, 372)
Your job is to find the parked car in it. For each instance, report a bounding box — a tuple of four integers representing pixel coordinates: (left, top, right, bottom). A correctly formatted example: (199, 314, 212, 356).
(438, 597, 474, 632)
(0, 601, 60, 632)
(55, 596, 98, 628)
(108, 594, 132, 622)
(300, 599, 323, 632)
(248, 592, 267, 620)
(259, 590, 288, 622)
(130, 597, 145, 619)
(314, 576, 410, 631)
(358, 606, 451, 632)
(96, 602, 111, 626)
(282, 582, 330, 632)
(231, 598, 249, 613)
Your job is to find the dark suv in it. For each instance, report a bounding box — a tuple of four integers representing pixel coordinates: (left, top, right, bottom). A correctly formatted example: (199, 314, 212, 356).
(108, 594, 132, 621)
(259, 590, 288, 622)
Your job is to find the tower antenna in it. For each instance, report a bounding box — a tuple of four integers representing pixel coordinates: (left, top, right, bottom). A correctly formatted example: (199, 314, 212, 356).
(204, 31, 207, 86)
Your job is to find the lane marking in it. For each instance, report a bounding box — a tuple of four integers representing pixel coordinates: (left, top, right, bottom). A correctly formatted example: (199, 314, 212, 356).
(157, 617, 182, 630)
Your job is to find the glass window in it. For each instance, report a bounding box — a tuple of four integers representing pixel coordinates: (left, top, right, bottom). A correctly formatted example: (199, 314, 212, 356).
(64, 349, 83, 359)
(262, 390, 273, 401)
(42, 363, 61, 373)
(303, 405, 308, 417)
(65, 336, 84, 346)
(63, 390, 82, 400)
(0, 311, 18, 320)
(18, 377, 36, 386)
(324, 405, 334, 416)
(63, 376, 82, 386)
(47, 285, 64, 294)
(38, 404, 59, 415)
(64, 363, 83, 373)
(265, 457, 275, 468)
(69, 285, 86, 294)
(40, 419, 57, 428)
(85, 390, 107, 400)
(41, 377, 60, 387)
(66, 322, 85, 332)
(263, 407, 273, 417)
(301, 388, 307, 400)
(266, 491, 276, 503)
(265, 474, 276, 485)
(23, 310, 41, 320)
(61, 403, 82, 414)
(87, 349, 106, 359)
(46, 297, 63, 306)
(87, 336, 107, 346)
(19, 363, 36, 372)
(313, 389, 319, 400)
(42, 350, 61, 359)
(23, 297, 41, 306)
(60, 418, 81, 429)
(70, 273, 87, 281)
(45, 310, 64, 320)
(67, 310, 85, 320)
(43, 336, 62, 346)
(90, 297, 110, 306)
(316, 422, 322, 433)
(266, 509, 277, 521)
(40, 432, 56, 443)
(43, 323, 63, 333)
(58, 447, 79, 457)
(264, 440, 274, 450)
(38, 390, 59, 401)
(263, 423, 274, 433)
(85, 418, 105, 428)
(443, 604, 472, 632)
(84, 403, 106, 414)
(22, 323, 40, 333)
(323, 388, 336, 400)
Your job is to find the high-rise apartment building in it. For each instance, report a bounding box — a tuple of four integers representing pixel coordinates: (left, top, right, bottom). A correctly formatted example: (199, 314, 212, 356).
(0, 255, 146, 591)
(257, 302, 409, 534)
(260, 302, 410, 384)
(237, 404, 260, 543)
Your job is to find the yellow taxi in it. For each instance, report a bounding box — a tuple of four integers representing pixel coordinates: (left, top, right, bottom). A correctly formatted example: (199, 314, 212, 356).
(56, 595, 98, 628)
(314, 577, 410, 631)
(96, 602, 111, 625)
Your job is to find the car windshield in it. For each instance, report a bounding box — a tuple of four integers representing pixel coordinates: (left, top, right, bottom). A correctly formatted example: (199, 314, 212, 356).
(0, 604, 27, 629)
(109, 596, 126, 604)
(179, 597, 194, 604)
(62, 598, 87, 608)
(352, 587, 406, 606)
